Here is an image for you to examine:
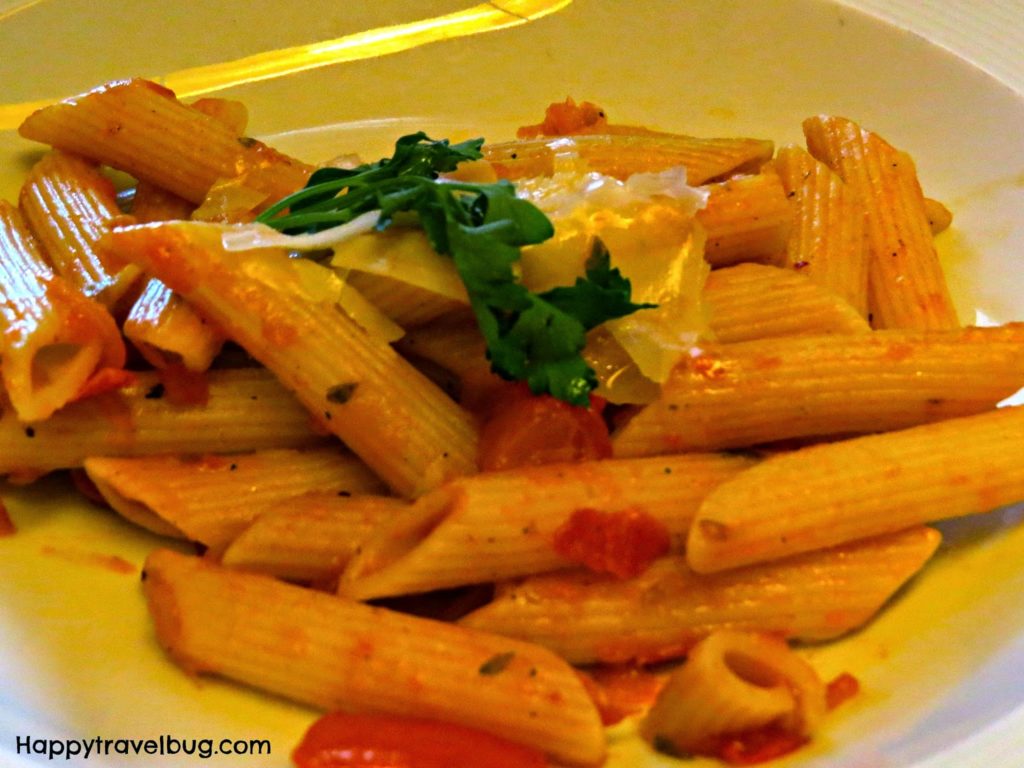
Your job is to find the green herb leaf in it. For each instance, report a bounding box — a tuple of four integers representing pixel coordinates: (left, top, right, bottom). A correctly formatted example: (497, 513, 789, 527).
(478, 651, 515, 676)
(258, 133, 654, 405)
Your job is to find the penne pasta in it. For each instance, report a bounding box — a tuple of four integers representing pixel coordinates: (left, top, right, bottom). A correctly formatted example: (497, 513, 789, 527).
(697, 172, 794, 268)
(7, 81, 1020, 767)
(0, 200, 125, 422)
(187, 96, 249, 136)
(640, 631, 826, 755)
(118, 96, 241, 372)
(395, 315, 501, 408)
(123, 279, 225, 372)
(18, 78, 311, 207)
(687, 406, 1024, 572)
(703, 263, 870, 343)
(84, 448, 385, 548)
(143, 548, 606, 766)
(485, 132, 774, 185)
(220, 492, 410, 581)
(129, 181, 195, 223)
(772, 144, 869, 316)
(345, 270, 466, 329)
(803, 115, 958, 329)
(339, 453, 754, 600)
(460, 527, 940, 664)
(105, 220, 479, 497)
(0, 367, 323, 476)
(612, 324, 1024, 456)
(19, 151, 142, 308)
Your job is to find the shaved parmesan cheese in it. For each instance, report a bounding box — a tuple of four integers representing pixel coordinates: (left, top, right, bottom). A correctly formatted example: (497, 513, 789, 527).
(516, 159, 709, 388)
(216, 222, 404, 342)
(331, 228, 468, 303)
(222, 211, 381, 252)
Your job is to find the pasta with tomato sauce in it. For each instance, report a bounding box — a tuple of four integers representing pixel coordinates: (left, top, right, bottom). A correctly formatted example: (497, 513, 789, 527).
(3, 84, 1023, 767)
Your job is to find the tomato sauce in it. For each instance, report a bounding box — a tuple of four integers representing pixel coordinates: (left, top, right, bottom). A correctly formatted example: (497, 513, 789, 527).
(826, 673, 860, 710)
(291, 712, 548, 768)
(0, 497, 15, 537)
(580, 665, 667, 726)
(552, 506, 671, 579)
(712, 726, 807, 765)
(71, 367, 137, 403)
(517, 98, 610, 138)
(477, 385, 611, 471)
(516, 98, 663, 139)
(157, 363, 210, 407)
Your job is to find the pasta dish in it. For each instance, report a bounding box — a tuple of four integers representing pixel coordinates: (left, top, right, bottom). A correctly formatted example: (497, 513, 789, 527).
(2, 80, 1022, 766)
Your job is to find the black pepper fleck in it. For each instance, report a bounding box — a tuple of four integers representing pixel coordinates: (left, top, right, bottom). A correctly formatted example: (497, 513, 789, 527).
(326, 382, 358, 404)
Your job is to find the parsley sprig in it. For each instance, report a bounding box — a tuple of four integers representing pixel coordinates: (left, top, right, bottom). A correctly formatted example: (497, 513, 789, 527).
(257, 132, 653, 406)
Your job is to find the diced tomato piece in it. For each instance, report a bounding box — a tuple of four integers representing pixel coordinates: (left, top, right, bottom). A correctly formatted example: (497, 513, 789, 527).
(552, 506, 671, 579)
(156, 363, 209, 406)
(292, 712, 548, 768)
(580, 665, 668, 726)
(826, 672, 860, 710)
(517, 97, 610, 138)
(477, 385, 611, 471)
(70, 367, 137, 403)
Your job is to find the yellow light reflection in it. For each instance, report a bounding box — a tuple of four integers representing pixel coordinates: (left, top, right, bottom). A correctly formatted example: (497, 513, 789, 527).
(0, 0, 571, 131)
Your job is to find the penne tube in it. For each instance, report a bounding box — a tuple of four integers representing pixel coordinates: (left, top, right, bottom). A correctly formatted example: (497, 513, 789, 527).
(129, 181, 195, 223)
(84, 448, 385, 548)
(19, 151, 142, 308)
(339, 453, 755, 600)
(119, 94, 246, 372)
(143, 548, 606, 766)
(345, 270, 466, 329)
(127, 93, 246, 223)
(106, 221, 479, 497)
(703, 263, 870, 343)
(123, 278, 225, 371)
(485, 133, 773, 185)
(687, 407, 1024, 573)
(0, 367, 324, 476)
(187, 97, 249, 136)
(18, 78, 311, 206)
(640, 631, 826, 755)
(395, 315, 501, 409)
(803, 115, 959, 330)
(460, 527, 940, 664)
(0, 200, 125, 422)
(612, 324, 1024, 456)
(772, 145, 869, 316)
(221, 492, 410, 581)
(697, 172, 794, 267)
